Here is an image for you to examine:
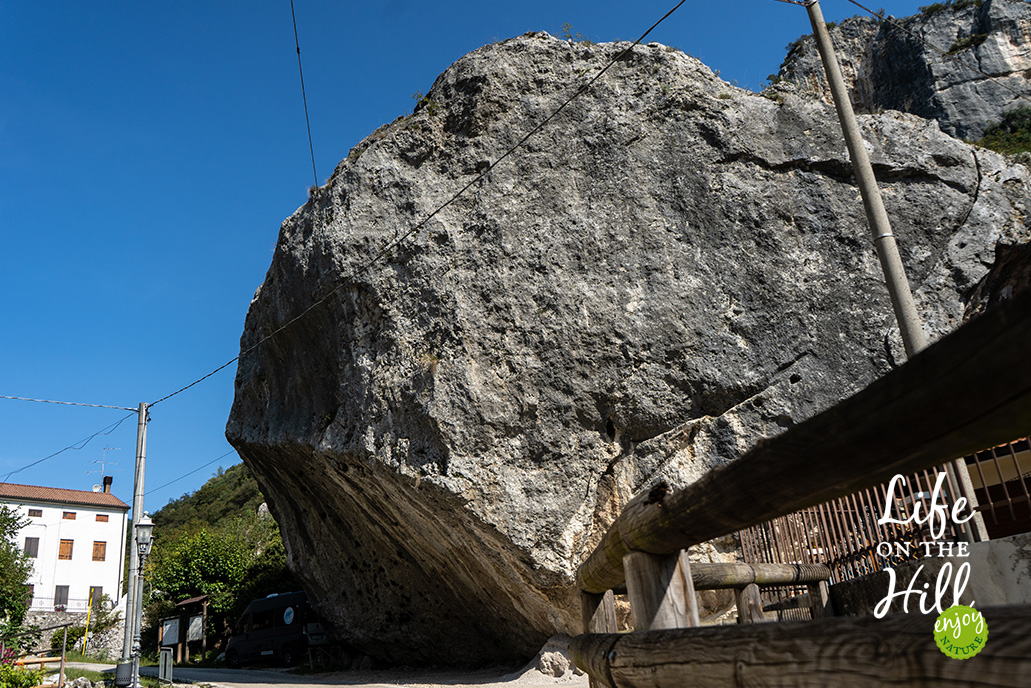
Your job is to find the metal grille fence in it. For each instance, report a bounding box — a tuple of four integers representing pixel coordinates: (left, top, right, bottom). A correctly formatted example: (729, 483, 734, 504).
(737, 434, 1031, 615)
(967, 436, 1031, 538)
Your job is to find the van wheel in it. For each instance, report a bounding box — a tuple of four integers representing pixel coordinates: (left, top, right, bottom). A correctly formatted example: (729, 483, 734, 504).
(226, 650, 240, 669)
(281, 646, 299, 667)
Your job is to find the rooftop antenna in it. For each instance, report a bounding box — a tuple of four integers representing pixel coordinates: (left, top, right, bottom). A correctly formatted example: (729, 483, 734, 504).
(88, 446, 122, 476)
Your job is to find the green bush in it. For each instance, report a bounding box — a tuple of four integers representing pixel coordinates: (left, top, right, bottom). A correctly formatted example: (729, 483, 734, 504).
(947, 33, 987, 54)
(920, 0, 983, 17)
(50, 625, 86, 653)
(0, 663, 43, 688)
(89, 595, 121, 634)
(977, 106, 1031, 156)
(559, 22, 593, 44)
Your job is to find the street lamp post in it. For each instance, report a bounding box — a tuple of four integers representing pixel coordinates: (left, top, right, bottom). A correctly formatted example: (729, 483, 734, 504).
(118, 402, 150, 687)
(131, 515, 154, 688)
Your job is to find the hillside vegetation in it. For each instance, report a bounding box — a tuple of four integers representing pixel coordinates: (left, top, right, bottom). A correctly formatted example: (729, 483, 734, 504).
(143, 463, 300, 659)
(153, 463, 265, 532)
(977, 106, 1031, 156)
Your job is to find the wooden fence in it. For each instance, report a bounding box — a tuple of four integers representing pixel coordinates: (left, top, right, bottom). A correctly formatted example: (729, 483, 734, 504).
(737, 432, 1031, 600)
(570, 290, 1031, 687)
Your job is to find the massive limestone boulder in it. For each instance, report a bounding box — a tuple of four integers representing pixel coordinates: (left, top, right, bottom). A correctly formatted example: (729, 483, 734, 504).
(226, 32, 1030, 664)
(779, 0, 1031, 139)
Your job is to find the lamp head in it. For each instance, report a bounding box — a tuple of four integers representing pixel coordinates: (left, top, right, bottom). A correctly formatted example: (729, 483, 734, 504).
(136, 513, 155, 556)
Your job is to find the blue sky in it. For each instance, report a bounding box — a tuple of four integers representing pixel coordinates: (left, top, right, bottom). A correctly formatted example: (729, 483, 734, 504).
(0, 0, 931, 516)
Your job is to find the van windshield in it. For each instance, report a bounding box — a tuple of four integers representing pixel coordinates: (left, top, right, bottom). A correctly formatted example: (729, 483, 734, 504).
(251, 610, 275, 631)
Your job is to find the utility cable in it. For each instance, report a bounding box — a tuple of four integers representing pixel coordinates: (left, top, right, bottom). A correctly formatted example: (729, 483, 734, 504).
(290, 0, 318, 187)
(146, 450, 237, 496)
(0, 394, 136, 412)
(843, 0, 1028, 100)
(150, 0, 689, 408)
(0, 412, 135, 485)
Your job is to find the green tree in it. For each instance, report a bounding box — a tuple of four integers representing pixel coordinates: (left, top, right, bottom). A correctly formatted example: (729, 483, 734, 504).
(148, 527, 251, 616)
(143, 464, 301, 655)
(0, 505, 33, 635)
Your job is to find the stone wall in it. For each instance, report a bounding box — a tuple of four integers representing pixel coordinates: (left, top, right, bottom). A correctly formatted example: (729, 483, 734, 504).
(24, 610, 124, 660)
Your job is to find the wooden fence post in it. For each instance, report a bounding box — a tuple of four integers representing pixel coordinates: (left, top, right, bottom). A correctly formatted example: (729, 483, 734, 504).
(580, 590, 618, 688)
(624, 550, 700, 630)
(808, 580, 832, 619)
(735, 583, 764, 624)
(580, 589, 618, 634)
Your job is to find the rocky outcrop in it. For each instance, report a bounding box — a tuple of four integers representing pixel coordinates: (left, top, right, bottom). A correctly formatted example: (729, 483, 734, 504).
(226, 32, 1030, 664)
(779, 0, 1031, 139)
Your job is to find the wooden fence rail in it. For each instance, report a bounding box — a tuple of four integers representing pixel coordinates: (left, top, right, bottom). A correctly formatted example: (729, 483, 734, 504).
(577, 290, 1031, 594)
(573, 290, 1031, 686)
(571, 605, 1031, 688)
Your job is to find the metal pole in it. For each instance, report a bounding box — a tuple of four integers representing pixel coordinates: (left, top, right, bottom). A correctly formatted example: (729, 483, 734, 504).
(133, 548, 147, 688)
(83, 588, 93, 655)
(119, 403, 149, 681)
(805, 0, 927, 356)
(804, 0, 987, 542)
(60, 627, 67, 688)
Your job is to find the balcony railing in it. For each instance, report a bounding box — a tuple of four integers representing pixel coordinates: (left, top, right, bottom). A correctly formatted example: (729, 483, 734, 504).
(27, 596, 112, 614)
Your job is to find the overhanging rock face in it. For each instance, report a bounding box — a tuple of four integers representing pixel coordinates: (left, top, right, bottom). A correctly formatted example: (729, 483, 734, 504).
(226, 33, 1030, 664)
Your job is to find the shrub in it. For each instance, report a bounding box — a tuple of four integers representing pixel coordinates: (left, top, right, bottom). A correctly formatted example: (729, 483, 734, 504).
(920, 0, 983, 17)
(0, 663, 43, 688)
(89, 595, 121, 634)
(50, 625, 86, 653)
(784, 36, 806, 60)
(947, 33, 987, 54)
(559, 22, 593, 44)
(977, 106, 1031, 156)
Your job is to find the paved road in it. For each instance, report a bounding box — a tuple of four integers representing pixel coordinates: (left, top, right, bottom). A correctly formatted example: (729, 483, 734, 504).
(64, 662, 588, 688)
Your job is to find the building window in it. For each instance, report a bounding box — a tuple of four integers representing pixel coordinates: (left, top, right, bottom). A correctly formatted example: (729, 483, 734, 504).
(27, 508, 42, 518)
(92, 541, 106, 562)
(23, 537, 39, 558)
(96, 514, 109, 523)
(54, 585, 69, 609)
(62, 512, 76, 520)
(88, 586, 103, 608)
(58, 539, 73, 560)
(25, 584, 34, 605)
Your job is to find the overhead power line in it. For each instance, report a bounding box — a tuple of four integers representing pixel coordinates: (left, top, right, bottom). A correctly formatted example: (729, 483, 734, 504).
(147, 450, 237, 496)
(0, 412, 135, 485)
(149, 0, 689, 409)
(0, 395, 136, 412)
(290, 0, 318, 187)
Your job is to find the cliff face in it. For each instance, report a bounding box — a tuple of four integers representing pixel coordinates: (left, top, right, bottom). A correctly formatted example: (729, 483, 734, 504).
(780, 0, 1031, 139)
(226, 32, 1030, 664)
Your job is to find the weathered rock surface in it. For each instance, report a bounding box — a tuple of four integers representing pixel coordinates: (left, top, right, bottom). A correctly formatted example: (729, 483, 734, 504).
(779, 0, 1031, 139)
(226, 32, 1030, 664)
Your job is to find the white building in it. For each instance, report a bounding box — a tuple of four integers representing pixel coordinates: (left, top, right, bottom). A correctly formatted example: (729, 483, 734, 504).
(0, 477, 129, 612)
